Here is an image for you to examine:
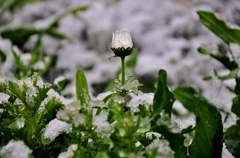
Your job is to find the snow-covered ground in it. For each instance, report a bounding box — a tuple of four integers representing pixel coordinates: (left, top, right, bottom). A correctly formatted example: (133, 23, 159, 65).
(1, 0, 239, 107)
(1, 0, 240, 157)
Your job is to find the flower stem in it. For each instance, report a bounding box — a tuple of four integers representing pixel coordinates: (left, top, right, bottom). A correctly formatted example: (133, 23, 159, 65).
(121, 57, 125, 85)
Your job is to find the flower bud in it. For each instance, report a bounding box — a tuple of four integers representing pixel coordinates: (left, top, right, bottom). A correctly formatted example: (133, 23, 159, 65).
(111, 28, 133, 58)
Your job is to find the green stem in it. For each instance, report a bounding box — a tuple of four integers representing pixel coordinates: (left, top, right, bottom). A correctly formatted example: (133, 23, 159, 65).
(121, 57, 125, 85)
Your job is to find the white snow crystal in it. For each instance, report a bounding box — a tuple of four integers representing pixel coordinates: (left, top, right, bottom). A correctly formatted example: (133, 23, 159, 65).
(54, 76, 66, 85)
(93, 112, 113, 136)
(58, 144, 78, 158)
(146, 139, 174, 158)
(146, 132, 161, 139)
(0, 93, 10, 104)
(56, 100, 80, 120)
(44, 118, 72, 141)
(127, 92, 154, 112)
(0, 140, 32, 158)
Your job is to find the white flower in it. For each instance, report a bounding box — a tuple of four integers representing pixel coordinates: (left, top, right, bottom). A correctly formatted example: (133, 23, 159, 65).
(112, 28, 133, 49)
(111, 28, 133, 58)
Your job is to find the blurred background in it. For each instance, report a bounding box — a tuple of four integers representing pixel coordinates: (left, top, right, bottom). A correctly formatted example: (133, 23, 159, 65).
(0, 0, 240, 102)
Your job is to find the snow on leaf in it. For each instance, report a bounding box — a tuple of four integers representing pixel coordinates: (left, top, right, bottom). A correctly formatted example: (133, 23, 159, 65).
(44, 118, 72, 141)
(0, 140, 32, 158)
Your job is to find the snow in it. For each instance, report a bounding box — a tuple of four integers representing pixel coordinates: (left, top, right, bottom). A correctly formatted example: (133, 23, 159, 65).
(0, 0, 240, 157)
(0, 140, 32, 158)
(127, 92, 154, 112)
(58, 144, 78, 158)
(93, 112, 113, 136)
(0, 93, 10, 104)
(56, 100, 80, 120)
(146, 132, 161, 140)
(145, 139, 175, 158)
(44, 118, 72, 141)
(54, 75, 66, 85)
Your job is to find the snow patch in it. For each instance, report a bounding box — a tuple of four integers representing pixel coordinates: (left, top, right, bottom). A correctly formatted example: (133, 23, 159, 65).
(44, 118, 72, 141)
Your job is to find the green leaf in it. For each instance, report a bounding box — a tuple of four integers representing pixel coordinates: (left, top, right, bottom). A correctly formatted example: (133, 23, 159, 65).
(43, 28, 71, 41)
(54, 76, 67, 94)
(105, 50, 138, 91)
(174, 87, 200, 112)
(49, 6, 88, 28)
(152, 125, 187, 158)
(198, 47, 238, 71)
(8, 80, 25, 102)
(95, 152, 109, 158)
(8, 116, 25, 130)
(152, 69, 175, 118)
(1, 26, 41, 47)
(41, 130, 52, 145)
(12, 49, 28, 77)
(225, 125, 240, 157)
(231, 96, 240, 117)
(138, 104, 148, 118)
(213, 68, 240, 80)
(197, 11, 240, 45)
(76, 69, 90, 105)
(189, 96, 223, 158)
(0, 49, 6, 63)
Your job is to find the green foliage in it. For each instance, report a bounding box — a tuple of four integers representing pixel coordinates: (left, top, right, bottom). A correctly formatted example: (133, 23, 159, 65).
(1, 7, 240, 158)
(225, 125, 240, 157)
(11, 46, 53, 79)
(174, 87, 199, 112)
(76, 69, 90, 105)
(189, 96, 223, 158)
(105, 50, 138, 91)
(197, 10, 240, 157)
(197, 11, 240, 45)
(152, 69, 175, 118)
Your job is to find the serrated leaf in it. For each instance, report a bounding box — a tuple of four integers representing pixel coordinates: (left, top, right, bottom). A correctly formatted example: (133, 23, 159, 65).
(174, 87, 200, 112)
(197, 11, 240, 45)
(152, 69, 175, 118)
(8, 80, 25, 101)
(122, 79, 142, 94)
(225, 125, 240, 157)
(76, 69, 90, 105)
(198, 47, 238, 71)
(189, 96, 223, 158)
(231, 96, 240, 117)
(8, 116, 25, 129)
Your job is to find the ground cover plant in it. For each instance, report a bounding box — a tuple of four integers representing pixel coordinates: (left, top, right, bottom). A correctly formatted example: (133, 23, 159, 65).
(0, 7, 240, 158)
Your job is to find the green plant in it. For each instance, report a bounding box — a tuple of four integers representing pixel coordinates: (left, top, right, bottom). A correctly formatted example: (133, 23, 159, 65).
(1, 10, 240, 158)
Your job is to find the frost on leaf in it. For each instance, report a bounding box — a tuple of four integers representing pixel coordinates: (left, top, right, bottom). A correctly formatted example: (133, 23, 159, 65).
(44, 118, 72, 141)
(0, 140, 32, 158)
(57, 100, 80, 120)
(93, 112, 113, 137)
(58, 144, 78, 158)
(146, 132, 162, 140)
(0, 93, 10, 104)
(127, 92, 154, 112)
(145, 139, 174, 158)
